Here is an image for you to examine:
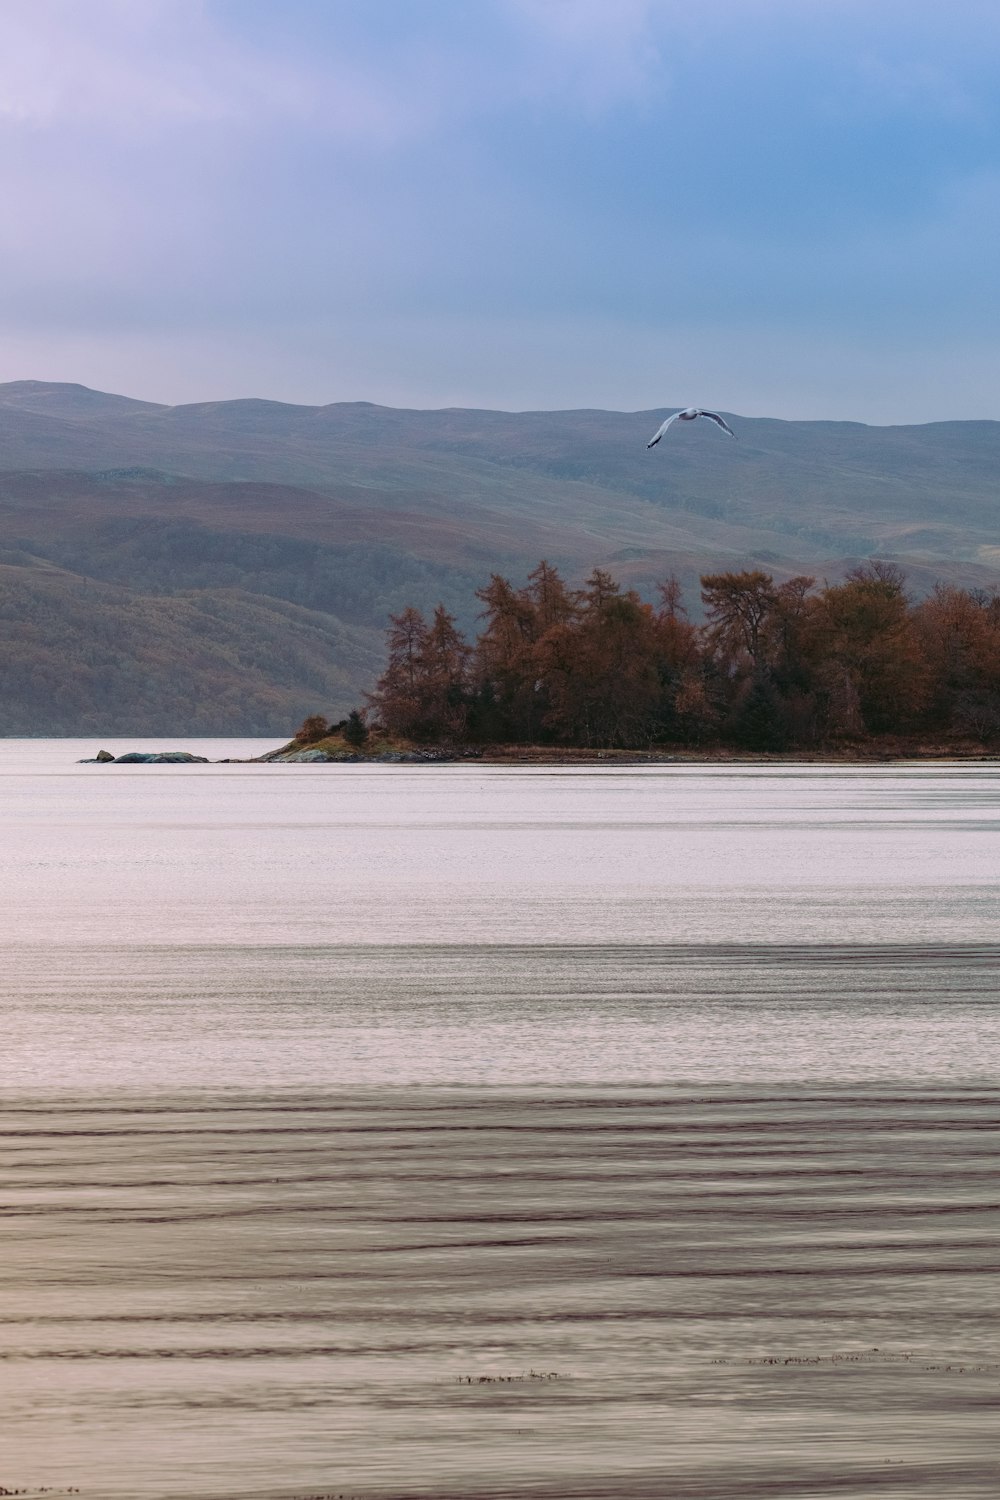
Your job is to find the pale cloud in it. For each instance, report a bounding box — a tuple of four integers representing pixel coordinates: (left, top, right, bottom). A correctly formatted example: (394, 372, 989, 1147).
(0, 0, 413, 143)
(0, 1, 237, 128)
(2, 1, 1000, 421)
(503, 0, 667, 109)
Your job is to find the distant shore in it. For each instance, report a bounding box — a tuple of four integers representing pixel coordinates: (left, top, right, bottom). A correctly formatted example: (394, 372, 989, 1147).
(453, 745, 1000, 764)
(77, 736, 1000, 766)
(254, 734, 1000, 766)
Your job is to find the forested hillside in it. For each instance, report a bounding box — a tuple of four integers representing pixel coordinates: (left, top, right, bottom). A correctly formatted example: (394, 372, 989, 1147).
(2, 381, 999, 733)
(0, 560, 382, 735)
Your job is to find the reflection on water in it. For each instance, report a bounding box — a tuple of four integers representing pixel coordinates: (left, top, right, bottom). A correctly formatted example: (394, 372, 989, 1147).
(2, 745, 1000, 1498)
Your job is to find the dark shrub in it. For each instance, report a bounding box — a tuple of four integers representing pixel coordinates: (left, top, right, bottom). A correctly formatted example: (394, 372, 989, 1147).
(343, 709, 369, 748)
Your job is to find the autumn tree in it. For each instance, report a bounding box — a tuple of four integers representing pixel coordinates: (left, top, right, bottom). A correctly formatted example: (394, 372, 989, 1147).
(535, 570, 664, 746)
(366, 606, 429, 738)
(368, 603, 472, 741)
(701, 571, 779, 670)
(655, 575, 699, 658)
(419, 604, 473, 739)
(700, 570, 789, 747)
(473, 573, 540, 741)
(814, 563, 928, 736)
(473, 563, 579, 742)
(766, 576, 822, 744)
(525, 560, 578, 633)
(651, 576, 711, 742)
(294, 714, 329, 745)
(913, 585, 1000, 739)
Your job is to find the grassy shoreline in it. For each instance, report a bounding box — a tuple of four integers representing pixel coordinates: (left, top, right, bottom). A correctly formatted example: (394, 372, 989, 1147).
(266, 731, 1000, 765)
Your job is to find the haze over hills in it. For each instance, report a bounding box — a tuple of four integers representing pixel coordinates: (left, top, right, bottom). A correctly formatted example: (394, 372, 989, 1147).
(1, 380, 998, 734)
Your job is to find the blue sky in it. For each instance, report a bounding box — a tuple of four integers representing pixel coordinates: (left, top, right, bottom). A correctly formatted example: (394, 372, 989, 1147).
(2, 0, 999, 420)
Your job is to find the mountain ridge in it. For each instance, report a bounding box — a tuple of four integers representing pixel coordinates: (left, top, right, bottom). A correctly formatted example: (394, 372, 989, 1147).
(1, 381, 998, 733)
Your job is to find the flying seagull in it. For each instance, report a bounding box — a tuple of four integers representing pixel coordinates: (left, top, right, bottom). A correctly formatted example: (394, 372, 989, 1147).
(647, 408, 736, 447)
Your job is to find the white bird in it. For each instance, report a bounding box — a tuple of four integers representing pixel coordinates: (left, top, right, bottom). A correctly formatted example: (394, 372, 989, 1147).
(647, 408, 736, 447)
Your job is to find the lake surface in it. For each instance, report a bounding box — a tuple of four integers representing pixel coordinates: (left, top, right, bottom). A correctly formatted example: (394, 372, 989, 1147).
(2, 742, 999, 1498)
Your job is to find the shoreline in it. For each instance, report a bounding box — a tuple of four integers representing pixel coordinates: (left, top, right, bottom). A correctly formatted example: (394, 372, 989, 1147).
(78, 741, 1000, 765)
(254, 733, 1000, 766)
(439, 742, 1000, 765)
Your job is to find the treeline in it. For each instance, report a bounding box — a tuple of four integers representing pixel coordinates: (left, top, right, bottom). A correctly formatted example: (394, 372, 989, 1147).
(364, 561, 1000, 750)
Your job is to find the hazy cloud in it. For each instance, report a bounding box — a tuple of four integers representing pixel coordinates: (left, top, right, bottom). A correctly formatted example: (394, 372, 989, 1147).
(0, 0, 416, 142)
(502, 0, 666, 109)
(2, 0, 1000, 420)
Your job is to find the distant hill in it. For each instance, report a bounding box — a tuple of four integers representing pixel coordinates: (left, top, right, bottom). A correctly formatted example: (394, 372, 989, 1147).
(0, 558, 383, 736)
(1, 381, 998, 733)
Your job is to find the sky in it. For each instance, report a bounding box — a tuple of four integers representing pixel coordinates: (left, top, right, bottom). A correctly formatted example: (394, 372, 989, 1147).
(1, 0, 1000, 421)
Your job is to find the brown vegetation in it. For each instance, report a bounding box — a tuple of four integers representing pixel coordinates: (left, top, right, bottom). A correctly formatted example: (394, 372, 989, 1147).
(365, 561, 1000, 751)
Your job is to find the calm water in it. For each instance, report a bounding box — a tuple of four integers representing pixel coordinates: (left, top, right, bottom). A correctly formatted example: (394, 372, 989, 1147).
(2, 741, 999, 1498)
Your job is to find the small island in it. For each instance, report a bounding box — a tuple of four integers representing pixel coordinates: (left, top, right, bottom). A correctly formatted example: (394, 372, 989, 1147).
(271, 557, 1000, 762)
(83, 557, 1000, 764)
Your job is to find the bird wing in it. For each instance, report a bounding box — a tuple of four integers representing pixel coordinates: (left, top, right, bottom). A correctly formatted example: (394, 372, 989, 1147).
(646, 411, 682, 448)
(698, 410, 736, 438)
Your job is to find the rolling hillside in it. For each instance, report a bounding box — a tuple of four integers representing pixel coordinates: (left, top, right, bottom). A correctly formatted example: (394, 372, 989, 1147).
(1, 381, 998, 733)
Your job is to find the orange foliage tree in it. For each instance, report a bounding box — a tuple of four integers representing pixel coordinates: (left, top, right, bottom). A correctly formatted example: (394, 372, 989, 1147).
(362, 560, 1000, 751)
(367, 604, 473, 741)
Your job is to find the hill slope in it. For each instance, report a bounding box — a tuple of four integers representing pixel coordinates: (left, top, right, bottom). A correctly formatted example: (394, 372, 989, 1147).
(0, 559, 382, 735)
(1, 382, 999, 733)
(2, 382, 999, 569)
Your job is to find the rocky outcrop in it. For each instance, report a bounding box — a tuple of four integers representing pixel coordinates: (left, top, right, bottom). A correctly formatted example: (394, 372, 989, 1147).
(79, 750, 210, 763)
(274, 747, 359, 763)
(370, 750, 455, 762)
(272, 747, 459, 763)
(78, 744, 462, 764)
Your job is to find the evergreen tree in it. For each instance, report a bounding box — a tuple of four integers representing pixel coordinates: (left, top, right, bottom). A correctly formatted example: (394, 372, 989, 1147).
(343, 709, 369, 748)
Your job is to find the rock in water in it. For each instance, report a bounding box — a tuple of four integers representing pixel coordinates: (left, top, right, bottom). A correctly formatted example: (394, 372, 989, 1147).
(111, 752, 210, 764)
